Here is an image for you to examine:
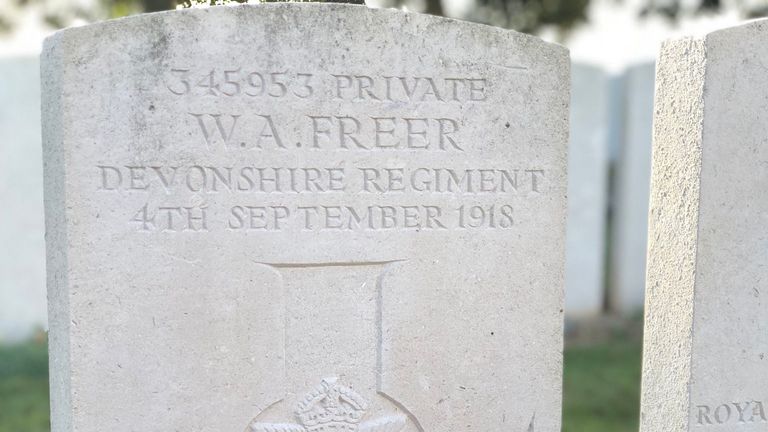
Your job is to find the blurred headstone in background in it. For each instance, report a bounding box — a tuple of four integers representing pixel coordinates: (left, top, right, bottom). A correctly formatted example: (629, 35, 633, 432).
(564, 61, 658, 320)
(0, 57, 46, 342)
(609, 62, 655, 315)
(565, 63, 610, 318)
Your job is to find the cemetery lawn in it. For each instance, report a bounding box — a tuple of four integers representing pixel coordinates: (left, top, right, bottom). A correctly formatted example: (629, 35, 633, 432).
(0, 339, 50, 432)
(563, 338, 643, 432)
(0, 337, 641, 432)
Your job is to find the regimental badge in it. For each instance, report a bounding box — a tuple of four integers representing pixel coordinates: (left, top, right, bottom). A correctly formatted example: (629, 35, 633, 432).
(249, 378, 407, 432)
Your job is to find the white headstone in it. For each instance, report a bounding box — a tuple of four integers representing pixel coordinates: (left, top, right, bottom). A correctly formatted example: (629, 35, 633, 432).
(43, 5, 569, 432)
(0, 57, 46, 342)
(610, 62, 654, 314)
(565, 63, 610, 318)
(642, 20, 768, 431)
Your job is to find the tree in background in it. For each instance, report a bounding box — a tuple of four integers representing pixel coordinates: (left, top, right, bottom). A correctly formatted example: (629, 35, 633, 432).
(640, 0, 768, 20)
(0, 0, 767, 36)
(468, 0, 589, 34)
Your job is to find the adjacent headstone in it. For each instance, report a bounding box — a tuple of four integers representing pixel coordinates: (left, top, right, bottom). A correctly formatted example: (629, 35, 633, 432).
(0, 57, 46, 342)
(609, 62, 654, 314)
(642, 20, 768, 431)
(43, 4, 569, 432)
(565, 63, 610, 318)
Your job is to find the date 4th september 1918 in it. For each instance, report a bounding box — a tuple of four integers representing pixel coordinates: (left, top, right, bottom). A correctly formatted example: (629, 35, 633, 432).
(128, 203, 515, 232)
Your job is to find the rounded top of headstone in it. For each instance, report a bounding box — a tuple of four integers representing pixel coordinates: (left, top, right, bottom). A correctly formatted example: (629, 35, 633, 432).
(698, 16, 768, 55)
(705, 16, 768, 37)
(661, 16, 768, 45)
(43, 3, 567, 59)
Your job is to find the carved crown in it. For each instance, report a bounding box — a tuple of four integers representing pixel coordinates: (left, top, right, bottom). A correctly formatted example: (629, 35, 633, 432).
(295, 378, 368, 432)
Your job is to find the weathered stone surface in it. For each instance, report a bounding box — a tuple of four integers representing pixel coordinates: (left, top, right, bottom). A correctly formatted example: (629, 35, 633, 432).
(43, 4, 569, 432)
(0, 57, 46, 341)
(641, 20, 768, 432)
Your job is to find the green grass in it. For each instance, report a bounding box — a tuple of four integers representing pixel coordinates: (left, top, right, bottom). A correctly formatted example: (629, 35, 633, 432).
(0, 340, 50, 432)
(563, 339, 643, 432)
(0, 337, 641, 432)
